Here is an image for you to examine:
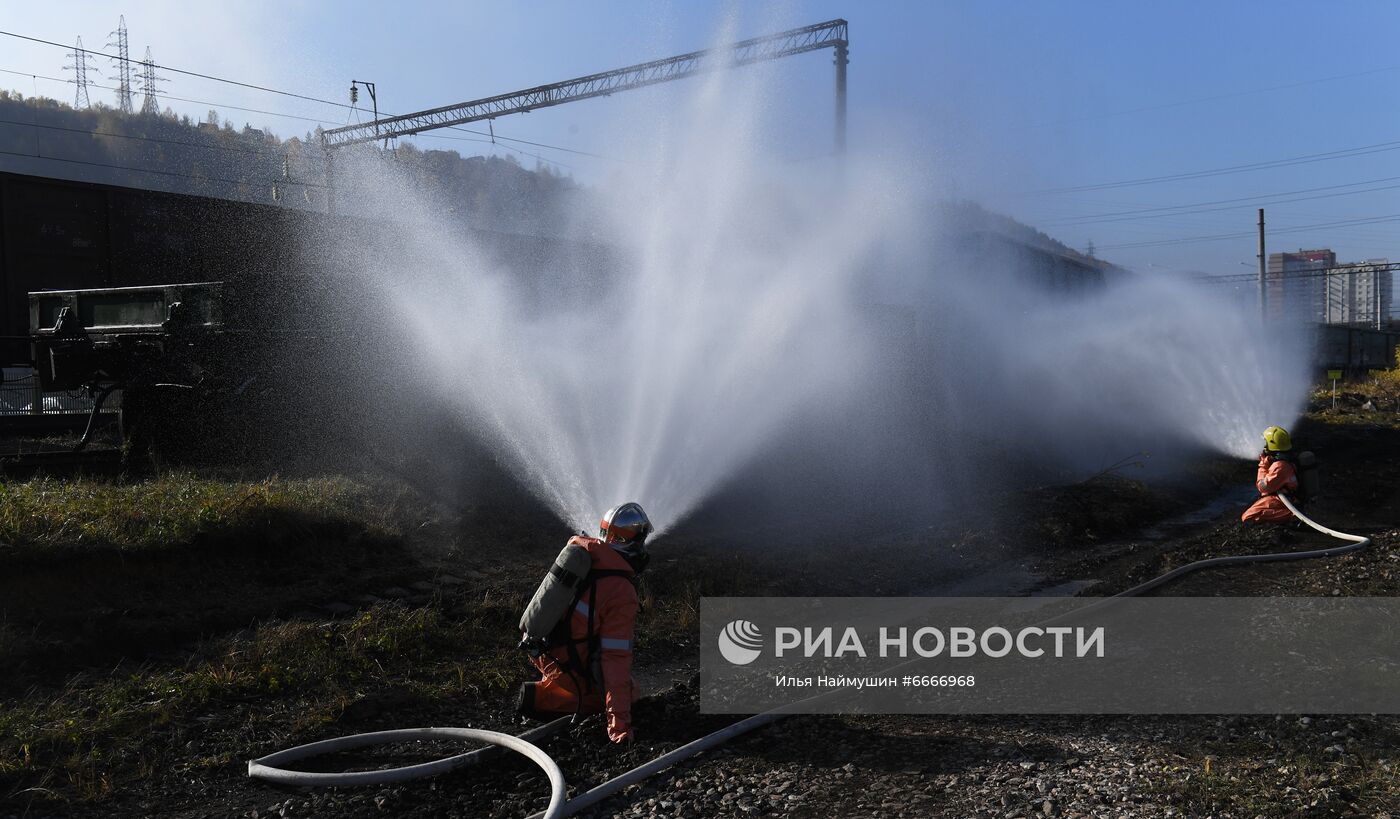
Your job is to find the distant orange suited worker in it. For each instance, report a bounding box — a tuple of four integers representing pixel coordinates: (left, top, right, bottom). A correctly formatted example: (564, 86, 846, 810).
(516, 503, 652, 744)
(1241, 425, 1298, 523)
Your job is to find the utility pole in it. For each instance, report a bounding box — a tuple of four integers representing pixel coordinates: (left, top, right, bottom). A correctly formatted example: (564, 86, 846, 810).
(324, 144, 335, 215)
(1257, 208, 1266, 322)
(1377, 264, 1383, 331)
(324, 81, 379, 215)
(834, 38, 848, 155)
(350, 80, 378, 138)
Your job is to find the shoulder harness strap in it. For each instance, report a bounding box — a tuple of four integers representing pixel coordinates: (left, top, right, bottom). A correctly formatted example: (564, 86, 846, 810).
(552, 569, 633, 687)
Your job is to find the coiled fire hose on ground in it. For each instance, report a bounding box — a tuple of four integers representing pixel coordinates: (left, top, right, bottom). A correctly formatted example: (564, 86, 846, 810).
(247, 723, 571, 818)
(248, 492, 1370, 818)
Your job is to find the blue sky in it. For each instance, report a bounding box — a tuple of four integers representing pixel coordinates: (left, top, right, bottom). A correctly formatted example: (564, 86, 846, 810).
(2, 1, 1398, 275)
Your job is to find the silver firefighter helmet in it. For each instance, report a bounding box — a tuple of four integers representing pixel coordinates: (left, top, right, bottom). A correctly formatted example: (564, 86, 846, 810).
(599, 502, 653, 572)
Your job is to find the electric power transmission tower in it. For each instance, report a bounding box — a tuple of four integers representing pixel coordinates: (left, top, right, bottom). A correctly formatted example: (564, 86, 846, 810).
(138, 46, 167, 115)
(107, 15, 134, 113)
(64, 36, 92, 108)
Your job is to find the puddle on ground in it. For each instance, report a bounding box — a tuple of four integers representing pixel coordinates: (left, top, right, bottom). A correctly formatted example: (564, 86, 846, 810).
(1139, 484, 1257, 539)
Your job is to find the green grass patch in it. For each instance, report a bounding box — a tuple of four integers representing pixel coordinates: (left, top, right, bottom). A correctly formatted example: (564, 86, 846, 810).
(0, 473, 409, 562)
(0, 600, 522, 803)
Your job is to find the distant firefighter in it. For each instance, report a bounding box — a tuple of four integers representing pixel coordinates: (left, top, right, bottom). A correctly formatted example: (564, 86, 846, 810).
(1241, 425, 1298, 523)
(516, 503, 652, 744)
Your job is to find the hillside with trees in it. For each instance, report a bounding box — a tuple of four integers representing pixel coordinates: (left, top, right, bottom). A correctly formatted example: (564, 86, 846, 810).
(0, 90, 1106, 265)
(0, 90, 577, 234)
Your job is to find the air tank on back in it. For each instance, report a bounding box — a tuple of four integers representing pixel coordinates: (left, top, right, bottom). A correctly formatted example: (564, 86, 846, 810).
(517, 540, 594, 654)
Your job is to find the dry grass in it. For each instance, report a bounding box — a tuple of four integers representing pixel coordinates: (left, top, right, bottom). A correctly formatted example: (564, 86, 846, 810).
(1379, 345, 1400, 379)
(1147, 728, 1400, 816)
(640, 554, 764, 638)
(1368, 348, 1400, 403)
(1310, 349, 1400, 427)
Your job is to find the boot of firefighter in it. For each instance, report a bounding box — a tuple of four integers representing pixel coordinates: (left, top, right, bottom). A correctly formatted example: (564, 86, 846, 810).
(518, 663, 604, 720)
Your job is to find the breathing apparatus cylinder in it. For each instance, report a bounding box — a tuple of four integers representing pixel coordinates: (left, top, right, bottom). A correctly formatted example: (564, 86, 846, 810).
(518, 542, 592, 655)
(1297, 450, 1320, 501)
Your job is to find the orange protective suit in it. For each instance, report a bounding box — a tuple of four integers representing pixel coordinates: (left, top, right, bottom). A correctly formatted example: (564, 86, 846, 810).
(1241, 453, 1298, 523)
(520, 535, 640, 743)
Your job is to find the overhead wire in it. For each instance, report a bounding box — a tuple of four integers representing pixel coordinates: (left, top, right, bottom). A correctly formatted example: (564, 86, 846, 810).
(1021, 145, 1400, 254)
(1097, 213, 1400, 251)
(2, 64, 584, 177)
(1, 65, 342, 131)
(977, 59, 1400, 252)
(0, 146, 327, 191)
(1030, 138, 1400, 195)
(1008, 141, 1400, 255)
(420, 129, 622, 162)
(1, 32, 620, 165)
(0, 29, 358, 112)
(1042, 175, 1400, 226)
(0, 113, 570, 205)
(0, 116, 290, 158)
(13, 24, 1398, 193)
(0, 76, 329, 197)
(1191, 262, 1400, 285)
(1031, 63, 1400, 128)
(11, 25, 1392, 253)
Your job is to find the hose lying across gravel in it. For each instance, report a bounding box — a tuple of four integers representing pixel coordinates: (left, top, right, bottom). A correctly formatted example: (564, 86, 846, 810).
(1111, 495, 1370, 598)
(247, 492, 1370, 817)
(247, 722, 571, 817)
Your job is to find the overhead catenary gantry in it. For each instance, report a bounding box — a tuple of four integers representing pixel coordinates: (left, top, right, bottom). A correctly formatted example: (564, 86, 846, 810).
(321, 18, 849, 154)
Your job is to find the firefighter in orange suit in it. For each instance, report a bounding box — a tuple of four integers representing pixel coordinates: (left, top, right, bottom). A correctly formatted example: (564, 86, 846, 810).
(517, 503, 651, 744)
(1242, 426, 1298, 523)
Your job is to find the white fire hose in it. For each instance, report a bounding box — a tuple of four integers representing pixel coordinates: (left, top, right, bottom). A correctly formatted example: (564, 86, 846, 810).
(248, 492, 1370, 817)
(247, 724, 569, 817)
(1114, 494, 1369, 597)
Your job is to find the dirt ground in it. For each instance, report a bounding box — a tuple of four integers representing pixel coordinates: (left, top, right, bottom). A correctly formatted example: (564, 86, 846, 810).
(3, 388, 1400, 818)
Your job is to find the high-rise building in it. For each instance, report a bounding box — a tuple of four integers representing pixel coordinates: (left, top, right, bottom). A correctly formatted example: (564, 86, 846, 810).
(1326, 259, 1392, 329)
(1266, 249, 1334, 324)
(1267, 249, 1393, 327)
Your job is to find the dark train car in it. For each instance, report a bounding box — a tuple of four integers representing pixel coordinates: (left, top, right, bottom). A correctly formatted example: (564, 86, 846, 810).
(0, 169, 619, 366)
(1315, 324, 1400, 373)
(0, 170, 329, 365)
(955, 229, 1122, 294)
(0, 175, 111, 361)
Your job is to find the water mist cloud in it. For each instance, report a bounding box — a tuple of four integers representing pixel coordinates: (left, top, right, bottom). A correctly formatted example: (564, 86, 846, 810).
(939, 273, 1311, 466)
(326, 60, 1312, 538)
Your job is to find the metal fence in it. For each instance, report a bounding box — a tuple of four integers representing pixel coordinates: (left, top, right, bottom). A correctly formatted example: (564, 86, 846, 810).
(0, 368, 122, 416)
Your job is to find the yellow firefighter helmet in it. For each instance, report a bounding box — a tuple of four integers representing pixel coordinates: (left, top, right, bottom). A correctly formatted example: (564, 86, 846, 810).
(1262, 425, 1292, 452)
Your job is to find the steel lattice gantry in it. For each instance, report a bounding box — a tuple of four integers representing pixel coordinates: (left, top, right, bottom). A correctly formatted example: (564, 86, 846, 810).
(322, 18, 849, 150)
